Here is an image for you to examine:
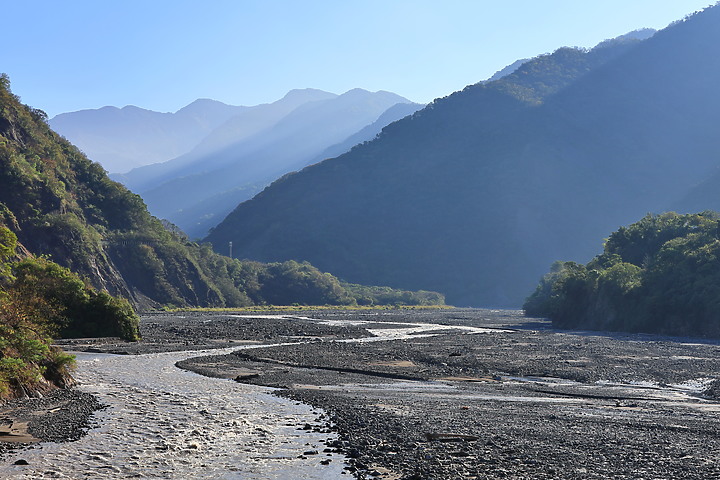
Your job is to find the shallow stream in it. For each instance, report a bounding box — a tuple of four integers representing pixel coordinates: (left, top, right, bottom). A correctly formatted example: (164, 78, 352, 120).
(0, 346, 346, 479)
(0, 315, 501, 479)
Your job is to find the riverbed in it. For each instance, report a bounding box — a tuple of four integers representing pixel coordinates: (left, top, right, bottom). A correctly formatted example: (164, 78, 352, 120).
(4, 308, 720, 479)
(0, 346, 347, 479)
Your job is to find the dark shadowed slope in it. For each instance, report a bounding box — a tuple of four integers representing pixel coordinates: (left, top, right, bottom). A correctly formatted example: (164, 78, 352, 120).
(206, 8, 720, 307)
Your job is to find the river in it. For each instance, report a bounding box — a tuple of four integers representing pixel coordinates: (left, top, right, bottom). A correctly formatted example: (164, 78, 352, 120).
(0, 346, 347, 479)
(0, 315, 504, 479)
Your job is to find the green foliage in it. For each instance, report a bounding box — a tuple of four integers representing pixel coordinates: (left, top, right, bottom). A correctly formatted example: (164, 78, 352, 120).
(11, 256, 140, 341)
(0, 223, 138, 395)
(524, 212, 720, 337)
(0, 286, 71, 398)
(68, 290, 140, 340)
(342, 283, 446, 306)
(256, 260, 355, 306)
(0, 73, 438, 313)
(0, 225, 17, 280)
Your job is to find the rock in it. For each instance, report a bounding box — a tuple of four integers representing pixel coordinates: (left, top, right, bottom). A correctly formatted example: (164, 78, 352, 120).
(424, 432, 479, 442)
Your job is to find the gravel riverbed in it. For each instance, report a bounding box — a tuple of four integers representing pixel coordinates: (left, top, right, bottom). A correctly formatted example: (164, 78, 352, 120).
(4, 308, 720, 479)
(176, 309, 720, 479)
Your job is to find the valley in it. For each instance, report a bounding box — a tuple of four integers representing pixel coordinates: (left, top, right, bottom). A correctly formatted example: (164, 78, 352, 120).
(2, 3, 720, 479)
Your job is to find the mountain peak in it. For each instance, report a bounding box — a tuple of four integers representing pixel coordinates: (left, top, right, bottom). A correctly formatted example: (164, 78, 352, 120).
(176, 98, 236, 113)
(280, 88, 337, 103)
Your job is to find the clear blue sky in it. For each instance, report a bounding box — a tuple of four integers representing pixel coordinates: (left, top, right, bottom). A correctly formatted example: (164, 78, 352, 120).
(2, 0, 714, 117)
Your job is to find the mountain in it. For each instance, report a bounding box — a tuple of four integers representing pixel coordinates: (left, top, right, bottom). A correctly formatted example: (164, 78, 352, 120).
(485, 58, 530, 82)
(128, 89, 415, 238)
(114, 88, 337, 192)
(482, 29, 654, 85)
(205, 10, 720, 308)
(0, 75, 442, 309)
(49, 99, 247, 173)
(307, 101, 425, 168)
(169, 100, 424, 238)
(673, 166, 720, 213)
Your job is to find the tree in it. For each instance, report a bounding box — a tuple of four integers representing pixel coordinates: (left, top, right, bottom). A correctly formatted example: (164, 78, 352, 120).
(525, 212, 720, 337)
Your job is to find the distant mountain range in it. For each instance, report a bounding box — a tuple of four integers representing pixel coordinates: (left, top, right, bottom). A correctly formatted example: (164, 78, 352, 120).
(111, 88, 338, 188)
(53, 89, 422, 238)
(127, 89, 419, 238)
(204, 8, 720, 308)
(50, 99, 247, 173)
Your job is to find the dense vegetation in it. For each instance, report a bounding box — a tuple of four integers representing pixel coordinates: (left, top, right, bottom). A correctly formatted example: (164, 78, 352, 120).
(342, 283, 445, 306)
(0, 74, 442, 312)
(0, 226, 140, 397)
(206, 6, 720, 307)
(524, 212, 720, 337)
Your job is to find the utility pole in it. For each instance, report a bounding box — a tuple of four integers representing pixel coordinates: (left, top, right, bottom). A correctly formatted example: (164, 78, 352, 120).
(228, 241, 233, 259)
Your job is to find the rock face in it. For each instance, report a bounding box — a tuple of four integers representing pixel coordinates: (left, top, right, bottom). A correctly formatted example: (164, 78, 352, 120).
(206, 8, 720, 307)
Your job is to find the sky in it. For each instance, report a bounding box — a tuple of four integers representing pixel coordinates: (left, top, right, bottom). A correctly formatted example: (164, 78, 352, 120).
(2, 0, 715, 117)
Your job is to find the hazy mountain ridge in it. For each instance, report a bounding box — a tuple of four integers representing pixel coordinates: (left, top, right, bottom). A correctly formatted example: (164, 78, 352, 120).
(50, 99, 247, 173)
(204, 11, 720, 307)
(132, 89, 415, 238)
(115, 88, 338, 193)
(307, 101, 425, 168)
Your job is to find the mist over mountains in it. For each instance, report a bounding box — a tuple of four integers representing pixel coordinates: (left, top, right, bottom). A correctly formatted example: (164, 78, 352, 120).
(50, 99, 246, 173)
(114, 88, 338, 191)
(131, 89, 417, 238)
(54, 89, 420, 238)
(205, 7, 720, 307)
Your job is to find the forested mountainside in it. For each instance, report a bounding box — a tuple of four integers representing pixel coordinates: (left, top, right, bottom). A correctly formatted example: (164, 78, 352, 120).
(206, 7, 720, 307)
(0, 75, 443, 310)
(50, 99, 247, 173)
(126, 89, 414, 238)
(524, 212, 720, 338)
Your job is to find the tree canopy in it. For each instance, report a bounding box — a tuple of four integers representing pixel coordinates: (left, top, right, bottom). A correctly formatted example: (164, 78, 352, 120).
(524, 212, 720, 337)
